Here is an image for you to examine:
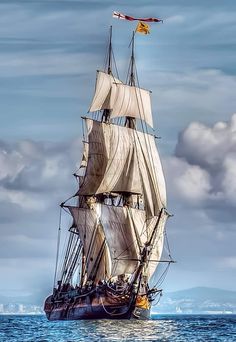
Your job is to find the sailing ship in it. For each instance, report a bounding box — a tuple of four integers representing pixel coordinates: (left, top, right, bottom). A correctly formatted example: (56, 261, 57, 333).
(44, 27, 173, 320)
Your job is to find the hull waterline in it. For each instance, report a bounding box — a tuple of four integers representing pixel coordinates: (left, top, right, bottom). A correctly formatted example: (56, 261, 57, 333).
(44, 294, 150, 320)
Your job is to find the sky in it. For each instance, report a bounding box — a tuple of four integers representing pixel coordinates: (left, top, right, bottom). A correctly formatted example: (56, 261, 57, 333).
(0, 0, 236, 304)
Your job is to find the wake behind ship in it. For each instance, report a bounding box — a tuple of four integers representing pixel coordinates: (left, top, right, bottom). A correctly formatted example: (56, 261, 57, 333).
(44, 26, 173, 320)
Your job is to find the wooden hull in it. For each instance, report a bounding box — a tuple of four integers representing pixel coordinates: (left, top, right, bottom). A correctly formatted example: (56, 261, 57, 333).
(44, 293, 150, 320)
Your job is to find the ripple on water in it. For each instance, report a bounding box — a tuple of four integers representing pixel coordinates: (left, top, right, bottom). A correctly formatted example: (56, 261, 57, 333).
(0, 314, 236, 342)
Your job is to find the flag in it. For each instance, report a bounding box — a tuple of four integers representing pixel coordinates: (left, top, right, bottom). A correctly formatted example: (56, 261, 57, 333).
(113, 11, 163, 23)
(136, 21, 150, 35)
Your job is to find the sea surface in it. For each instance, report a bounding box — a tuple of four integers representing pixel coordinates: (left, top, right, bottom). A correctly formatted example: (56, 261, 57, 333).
(0, 314, 236, 342)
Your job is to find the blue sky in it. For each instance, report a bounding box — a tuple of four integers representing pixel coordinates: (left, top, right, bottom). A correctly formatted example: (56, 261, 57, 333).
(0, 0, 236, 303)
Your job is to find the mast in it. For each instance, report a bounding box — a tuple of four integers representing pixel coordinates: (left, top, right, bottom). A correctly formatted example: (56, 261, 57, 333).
(107, 26, 112, 75)
(129, 31, 135, 86)
(102, 26, 113, 123)
(130, 209, 165, 288)
(126, 31, 136, 129)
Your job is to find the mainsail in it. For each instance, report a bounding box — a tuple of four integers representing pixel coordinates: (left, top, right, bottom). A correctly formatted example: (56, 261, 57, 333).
(77, 118, 166, 218)
(67, 206, 111, 283)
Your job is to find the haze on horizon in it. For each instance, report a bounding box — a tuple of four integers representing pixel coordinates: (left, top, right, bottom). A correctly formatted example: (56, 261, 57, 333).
(0, 0, 235, 303)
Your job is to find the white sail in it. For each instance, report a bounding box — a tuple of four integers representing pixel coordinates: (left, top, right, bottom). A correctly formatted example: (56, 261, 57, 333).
(89, 71, 122, 112)
(78, 119, 166, 218)
(100, 205, 147, 276)
(68, 206, 111, 281)
(78, 119, 140, 195)
(67, 202, 168, 280)
(134, 129, 167, 217)
(110, 84, 153, 128)
(147, 210, 168, 279)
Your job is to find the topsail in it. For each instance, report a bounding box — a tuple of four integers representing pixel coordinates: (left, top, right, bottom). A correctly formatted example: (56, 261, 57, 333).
(89, 71, 122, 112)
(89, 71, 153, 127)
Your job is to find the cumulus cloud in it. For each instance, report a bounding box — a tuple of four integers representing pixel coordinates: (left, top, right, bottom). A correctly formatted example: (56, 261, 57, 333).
(0, 137, 84, 296)
(0, 139, 82, 213)
(162, 115, 236, 291)
(165, 156, 212, 202)
(0, 137, 85, 297)
(164, 114, 236, 220)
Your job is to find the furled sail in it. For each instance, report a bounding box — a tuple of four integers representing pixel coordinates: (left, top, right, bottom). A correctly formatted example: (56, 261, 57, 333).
(78, 119, 166, 218)
(110, 84, 153, 128)
(89, 71, 122, 112)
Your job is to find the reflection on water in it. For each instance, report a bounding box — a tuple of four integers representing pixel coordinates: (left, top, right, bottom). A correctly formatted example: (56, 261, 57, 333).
(0, 314, 236, 341)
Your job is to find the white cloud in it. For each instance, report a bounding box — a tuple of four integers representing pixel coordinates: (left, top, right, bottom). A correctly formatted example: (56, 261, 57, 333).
(222, 153, 236, 205)
(0, 148, 24, 180)
(164, 114, 236, 217)
(0, 187, 47, 211)
(0, 139, 81, 212)
(175, 113, 236, 169)
(164, 156, 211, 203)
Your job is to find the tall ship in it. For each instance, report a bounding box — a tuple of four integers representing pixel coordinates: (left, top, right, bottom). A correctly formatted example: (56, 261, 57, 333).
(44, 26, 173, 320)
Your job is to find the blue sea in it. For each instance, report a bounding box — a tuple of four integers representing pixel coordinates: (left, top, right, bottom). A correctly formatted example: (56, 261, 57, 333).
(0, 314, 236, 341)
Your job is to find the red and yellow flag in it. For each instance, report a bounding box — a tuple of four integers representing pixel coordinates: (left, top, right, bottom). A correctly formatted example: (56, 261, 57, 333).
(136, 21, 150, 35)
(112, 11, 163, 23)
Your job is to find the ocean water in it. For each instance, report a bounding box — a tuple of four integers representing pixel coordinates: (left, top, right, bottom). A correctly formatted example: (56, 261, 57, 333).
(0, 314, 236, 342)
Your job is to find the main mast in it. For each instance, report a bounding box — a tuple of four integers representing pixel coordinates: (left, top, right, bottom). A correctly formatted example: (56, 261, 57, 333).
(102, 26, 113, 123)
(125, 32, 136, 129)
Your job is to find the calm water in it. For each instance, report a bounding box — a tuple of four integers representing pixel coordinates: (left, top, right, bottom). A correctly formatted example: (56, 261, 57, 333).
(0, 314, 236, 342)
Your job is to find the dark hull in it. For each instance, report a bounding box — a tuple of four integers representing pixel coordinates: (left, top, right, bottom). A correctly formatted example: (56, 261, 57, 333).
(44, 294, 150, 320)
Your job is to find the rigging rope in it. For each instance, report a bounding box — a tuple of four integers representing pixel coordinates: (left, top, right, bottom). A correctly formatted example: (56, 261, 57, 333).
(100, 295, 133, 317)
(134, 61, 164, 214)
(153, 262, 171, 289)
(53, 207, 62, 289)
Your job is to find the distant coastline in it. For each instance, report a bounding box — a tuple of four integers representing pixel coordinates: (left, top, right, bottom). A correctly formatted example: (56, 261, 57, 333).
(1, 287, 235, 315)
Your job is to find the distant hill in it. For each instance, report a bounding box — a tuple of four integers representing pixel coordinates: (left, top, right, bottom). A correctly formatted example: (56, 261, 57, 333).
(168, 287, 236, 303)
(153, 287, 236, 314)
